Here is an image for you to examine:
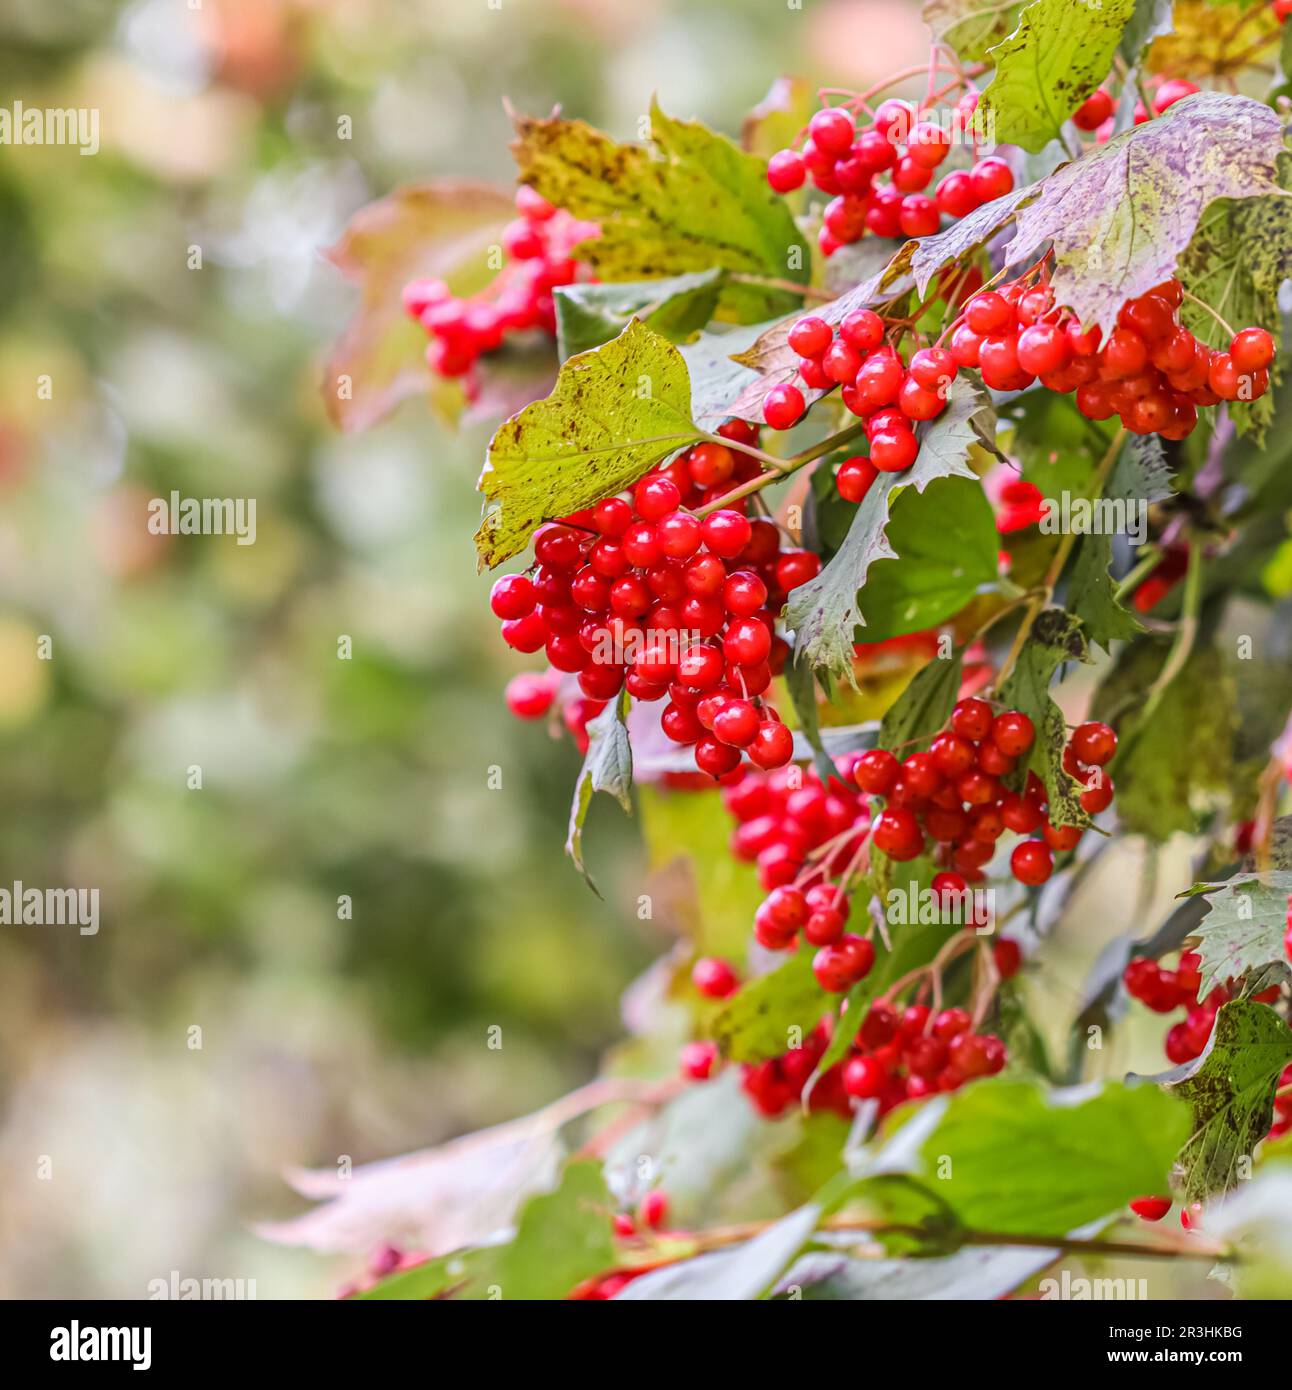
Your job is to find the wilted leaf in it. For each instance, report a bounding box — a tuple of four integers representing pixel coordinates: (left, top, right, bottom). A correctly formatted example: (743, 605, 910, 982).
(1158, 1001, 1292, 1202)
(322, 181, 515, 433)
(567, 695, 634, 892)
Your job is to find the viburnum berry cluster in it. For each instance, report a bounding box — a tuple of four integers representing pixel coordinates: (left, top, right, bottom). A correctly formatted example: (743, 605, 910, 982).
(946, 274, 1273, 438)
(491, 425, 832, 776)
(768, 305, 958, 489)
(766, 98, 1014, 256)
(857, 703, 1118, 887)
(403, 186, 596, 389)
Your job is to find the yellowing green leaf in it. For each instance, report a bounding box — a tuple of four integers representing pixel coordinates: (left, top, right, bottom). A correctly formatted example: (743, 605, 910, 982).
(475, 319, 702, 569)
(974, 0, 1137, 153)
(512, 99, 810, 322)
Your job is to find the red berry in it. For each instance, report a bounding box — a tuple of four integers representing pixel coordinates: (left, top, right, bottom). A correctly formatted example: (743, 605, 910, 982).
(837, 456, 879, 504)
(935, 170, 979, 219)
(1011, 839, 1053, 887)
(679, 1040, 718, 1080)
(700, 509, 752, 559)
(969, 157, 1013, 202)
(965, 292, 1013, 335)
(842, 1055, 888, 1099)
(992, 710, 1035, 757)
(993, 937, 1022, 979)
(692, 956, 739, 998)
(809, 107, 856, 157)
(899, 194, 940, 238)
(767, 149, 806, 193)
(873, 806, 925, 860)
(1129, 1196, 1172, 1222)
(840, 308, 884, 350)
(1072, 89, 1113, 131)
(490, 573, 537, 620)
(1231, 326, 1275, 373)
(951, 697, 993, 742)
(1071, 720, 1117, 765)
(763, 383, 806, 430)
(639, 1190, 669, 1230)
(788, 315, 833, 358)
(635, 475, 681, 521)
(870, 426, 919, 473)
(855, 747, 900, 794)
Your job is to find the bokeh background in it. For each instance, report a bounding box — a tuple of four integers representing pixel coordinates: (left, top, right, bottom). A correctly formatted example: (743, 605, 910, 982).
(0, 0, 943, 1300)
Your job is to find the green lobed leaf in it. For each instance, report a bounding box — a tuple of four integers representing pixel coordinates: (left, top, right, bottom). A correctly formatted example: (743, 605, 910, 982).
(911, 1078, 1191, 1234)
(554, 269, 726, 362)
(1185, 871, 1292, 1000)
(878, 649, 965, 754)
(1159, 1001, 1292, 1202)
(512, 99, 811, 323)
(711, 950, 827, 1064)
(475, 319, 702, 569)
(566, 695, 633, 894)
(996, 608, 1093, 830)
(974, 0, 1138, 153)
(1068, 532, 1144, 653)
(785, 377, 996, 683)
(855, 476, 1000, 643)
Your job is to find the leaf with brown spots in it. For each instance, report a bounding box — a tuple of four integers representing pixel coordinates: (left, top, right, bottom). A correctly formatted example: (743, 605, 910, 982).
(1156, 1001, 1292, 1201)
(973, 0, 1138, 153)
(1147, 0, 1281, 80)
(474, 319, 703, 570)
(512, 99, 811, 323)
(321, 181, 516, 433)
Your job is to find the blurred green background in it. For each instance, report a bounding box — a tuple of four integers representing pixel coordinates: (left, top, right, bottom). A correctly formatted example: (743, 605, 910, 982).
(0, 0, 938, 1298)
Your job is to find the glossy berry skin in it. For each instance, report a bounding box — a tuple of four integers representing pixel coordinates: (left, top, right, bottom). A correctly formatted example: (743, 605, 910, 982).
(870, 427, 919, 473)
(767, 149, 806, 193)
(855, 748, 900, 794)
(692, 956, 739, 998)
(951, 697, 993, 742)
(970, 158, 1013, 202)
(490, 573, 536, 620)
(763, 383, 805, 430)
(1129, 1196, 1172, 1222)
(873, 806, 924, 860)
(1230, 327, 1274, 373)
(1071, 720, 1117, 765)
(788, 315, 833, 358)
(1072, 89, 1113, 131)
(992, 710, 1035, 757)
(837, 456, 878, 503)
(809, 107, 856, 157)
(842, 1054, 888, 1099)
(1011, 839, 1053, 887)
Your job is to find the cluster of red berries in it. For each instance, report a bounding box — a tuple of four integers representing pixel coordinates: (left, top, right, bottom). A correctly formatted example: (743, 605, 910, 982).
(741, 1001, 1008, 1119)
(766, 98, 1014, 256)
(855, 703, 1117, 887)
(1071, 77, 1199, 137)
(946, 275, 1273, 439)
(492, 425, 828, 777)
(762, 307, 958, 490)
(403, 186, 596, 386)
(721, 763, 876, 990)
(1124, 949, 1283, 1066)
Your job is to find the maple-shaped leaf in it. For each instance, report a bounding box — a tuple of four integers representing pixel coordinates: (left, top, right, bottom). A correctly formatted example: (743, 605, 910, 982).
(1183, 871, 1292, 999)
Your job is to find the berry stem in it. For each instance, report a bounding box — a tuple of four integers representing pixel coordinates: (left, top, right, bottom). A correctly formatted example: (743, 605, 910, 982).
(1136, 542, 1203, 727)
(694, 421, 869, 517)
(1179, 288, 1238, 342)
(1112, 545, 1164, 603)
